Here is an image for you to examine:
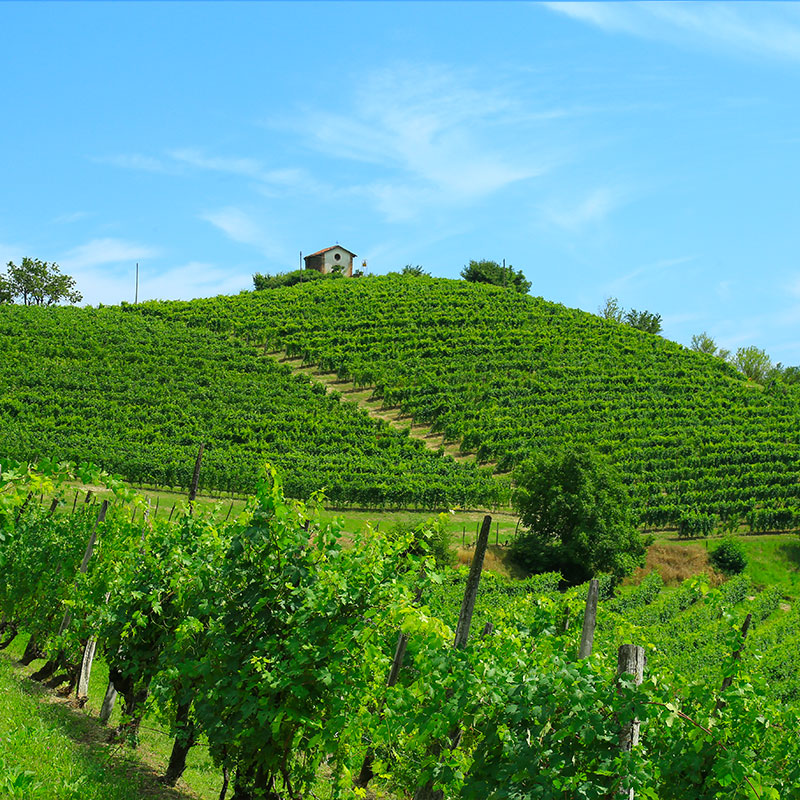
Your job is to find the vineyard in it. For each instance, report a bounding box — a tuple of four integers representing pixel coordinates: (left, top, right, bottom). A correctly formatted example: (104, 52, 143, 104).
(1, 460, 799, 799)
(121, 274, 800, 530)
(0, 303, 501, 509)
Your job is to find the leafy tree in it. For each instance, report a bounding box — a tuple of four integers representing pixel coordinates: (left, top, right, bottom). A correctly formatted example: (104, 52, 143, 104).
(1, 258, 82, 306)
(600, 298, 661, 334)
(461, 259, 531, 294)
(624, 308, 662, 334)
(510, 445, 647, 585)
(599, 296, 624, 322)
(732, 345, 772, 383)
(690, 332, 730, 361)
(401, 264, 430, 277)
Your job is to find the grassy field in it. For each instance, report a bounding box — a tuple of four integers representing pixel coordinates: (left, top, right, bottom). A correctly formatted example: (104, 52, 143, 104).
(0, 635, 221, 800)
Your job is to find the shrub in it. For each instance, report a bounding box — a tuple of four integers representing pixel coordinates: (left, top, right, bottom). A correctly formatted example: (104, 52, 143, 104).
(709, 537, 748, 576)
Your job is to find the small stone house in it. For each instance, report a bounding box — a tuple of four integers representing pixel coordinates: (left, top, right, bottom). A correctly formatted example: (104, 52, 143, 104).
(303, 245, 357, 277)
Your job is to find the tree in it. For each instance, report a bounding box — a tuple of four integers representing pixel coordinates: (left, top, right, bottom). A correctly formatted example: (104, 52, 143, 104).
(461, 259, 531, 294)
(510, 445, 647, 585)
(732, 345, 772, 383)
(599, 296, 624, 323)
(401, 264, 430, 277)
(690, 332, 730, 361)
(624, 308, 662, 334)
(1, 258, 82, 306)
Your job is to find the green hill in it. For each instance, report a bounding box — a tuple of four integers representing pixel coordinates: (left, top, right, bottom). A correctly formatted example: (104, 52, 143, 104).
(0, 303, 501, 508)
(128, 274, 800, 530)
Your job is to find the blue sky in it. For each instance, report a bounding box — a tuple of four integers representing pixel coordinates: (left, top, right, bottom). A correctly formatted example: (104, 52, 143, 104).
(2, 2, 800, 364)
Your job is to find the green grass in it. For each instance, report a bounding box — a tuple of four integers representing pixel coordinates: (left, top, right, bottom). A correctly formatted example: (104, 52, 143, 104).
(0, 635, 220, 799)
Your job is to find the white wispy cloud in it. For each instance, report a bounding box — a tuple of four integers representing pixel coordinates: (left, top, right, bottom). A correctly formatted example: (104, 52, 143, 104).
(541, 186, 627, 232)
(53, 211, 91, 225)
(67, 260, 252, 307)
(59, 238, 162, 271)
(94, 153, 171, 173)
(544, 2, 800, 61)
(609, 255, 697, 292)
(292, 63, 553, 220)
(200, 207, 282, 259)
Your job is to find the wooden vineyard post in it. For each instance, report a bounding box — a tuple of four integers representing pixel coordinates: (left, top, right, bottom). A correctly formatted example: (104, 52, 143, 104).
(357, 578, 426, 788)
(47, 497, 59, 516)
(168, 503, 176, 522)
(578, 579, 600, 659)
(84, 489, 93, 505)
(15, 492, 32, 523)
(188, 443, 204, 512)
(616, 644, 645, 800)
(715, 612, 752, 712)
(72, 489, 79, 514)
(413, 514, 491, 800)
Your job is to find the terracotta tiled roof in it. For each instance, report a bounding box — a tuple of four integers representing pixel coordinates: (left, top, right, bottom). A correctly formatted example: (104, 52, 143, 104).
(305, 245, 357, 258)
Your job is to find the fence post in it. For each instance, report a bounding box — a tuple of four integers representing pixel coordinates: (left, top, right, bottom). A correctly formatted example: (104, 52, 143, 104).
(413, 515, 491, 800)
(188, 443, 204, 512)
(578, 579, 600, 659)
(715, 612, 752, 711)
(617, 644, 645, 800)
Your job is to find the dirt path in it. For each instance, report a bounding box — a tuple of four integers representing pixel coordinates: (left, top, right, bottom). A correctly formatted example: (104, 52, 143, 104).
(266, 350, 493, 466)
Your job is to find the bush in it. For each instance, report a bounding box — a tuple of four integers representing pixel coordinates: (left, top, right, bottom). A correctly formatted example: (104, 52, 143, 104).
(253, 269, 342, 290)
(386, 514, 454, 569)
(709, 537, 748, 576)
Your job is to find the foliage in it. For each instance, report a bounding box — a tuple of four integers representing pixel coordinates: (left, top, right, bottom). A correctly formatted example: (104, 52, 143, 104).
(677, 510, 716, 538)
(385, 513, 454, 569)
(599, 296, 624, 322)
(1, 258, 82, 306)
(690, 331, 731, 361)
(710, 537, 748, 575)
(624, 308, 662, 334)
(733, 345, 772, 383)
(510, 445, 647, 584)
(460, 259, 531, 293)
(193, 467, 421, 797)
(600, 297, 661, 333)
(3, 461, 800, 799)
(253, 268, 336, 290)
(0, 304, 502, 509)
(6, 274, 800, 529)
(401, 264, 430, 277)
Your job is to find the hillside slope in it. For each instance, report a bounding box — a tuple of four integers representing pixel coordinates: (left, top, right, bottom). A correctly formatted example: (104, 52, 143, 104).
(0, 304, 502, 507)
(133, 274, 800, 529)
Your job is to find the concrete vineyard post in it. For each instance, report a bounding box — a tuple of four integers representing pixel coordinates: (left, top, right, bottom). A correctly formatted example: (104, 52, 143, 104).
(99, 680, 118, 725)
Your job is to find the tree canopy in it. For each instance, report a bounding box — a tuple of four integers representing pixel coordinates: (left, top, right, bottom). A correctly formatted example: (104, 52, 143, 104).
(599, 296, 661, 334)
(510, 445, 647, 585)
(1, 258, 82, 306)
(461, 259, 531, 294)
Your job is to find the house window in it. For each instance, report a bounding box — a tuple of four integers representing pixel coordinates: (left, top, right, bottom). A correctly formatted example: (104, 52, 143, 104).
(334, 253, 341, 261)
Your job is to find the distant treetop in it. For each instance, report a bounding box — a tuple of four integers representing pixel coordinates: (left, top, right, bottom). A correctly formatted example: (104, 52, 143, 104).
(461, 259, 531, 294)
(0, 258, 82, 306)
